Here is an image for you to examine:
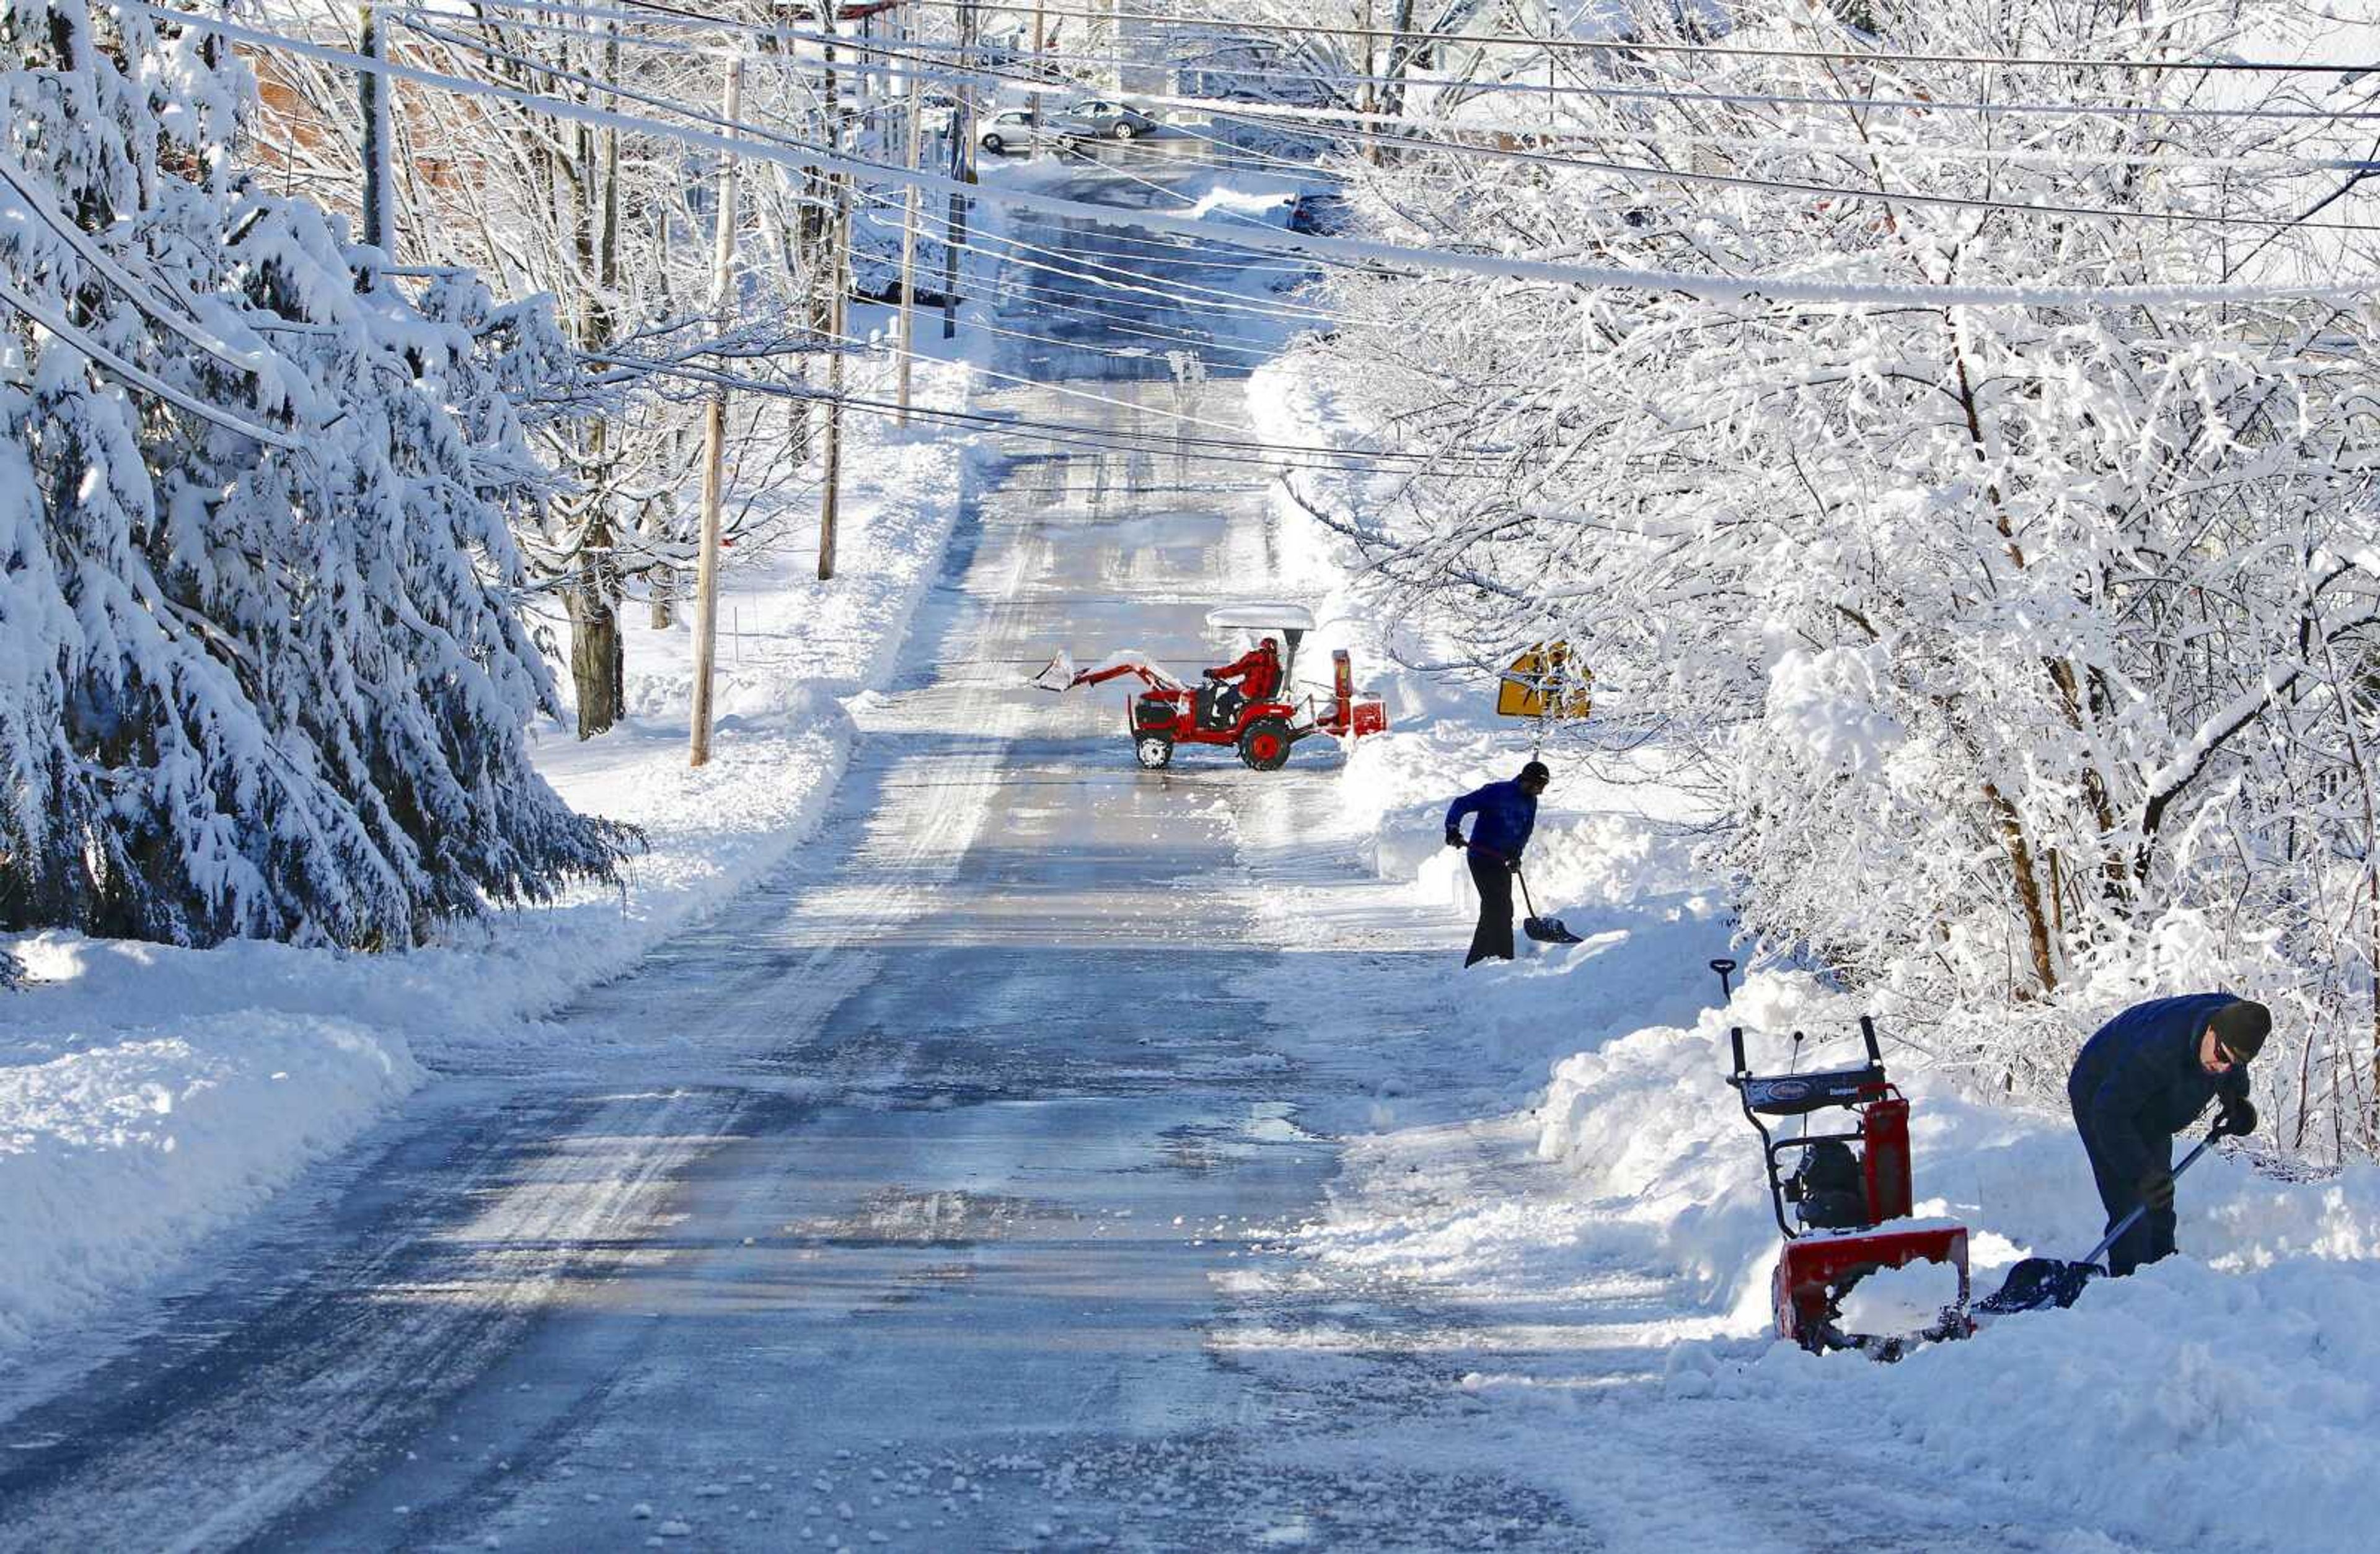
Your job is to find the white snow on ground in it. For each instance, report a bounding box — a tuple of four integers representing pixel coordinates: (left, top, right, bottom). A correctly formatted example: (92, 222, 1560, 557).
(0, 359, 977, 1366)
(1240, 353, 2380, 1553)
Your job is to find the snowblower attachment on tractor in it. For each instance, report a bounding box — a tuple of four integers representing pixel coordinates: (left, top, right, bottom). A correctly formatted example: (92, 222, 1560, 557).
(1028, 604, 1388, 771)
(1714, 959, 1973, 1359)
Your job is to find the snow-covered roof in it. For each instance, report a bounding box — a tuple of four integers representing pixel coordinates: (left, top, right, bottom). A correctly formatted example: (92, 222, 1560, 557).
(1205, 604, 1316, 631)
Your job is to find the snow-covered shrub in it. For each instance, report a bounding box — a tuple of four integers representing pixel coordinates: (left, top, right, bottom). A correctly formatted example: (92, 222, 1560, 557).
(0, 1, 628, 951)
(1280, 0, 2380, 1154)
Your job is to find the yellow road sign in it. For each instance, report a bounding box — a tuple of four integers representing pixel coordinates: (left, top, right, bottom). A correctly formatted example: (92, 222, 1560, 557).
(1497, 642, 1593, 721)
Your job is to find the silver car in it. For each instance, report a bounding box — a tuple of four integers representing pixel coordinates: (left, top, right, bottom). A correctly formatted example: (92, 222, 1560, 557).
(977, 109, 1042, 156)
(1047, 99, 1157, 143)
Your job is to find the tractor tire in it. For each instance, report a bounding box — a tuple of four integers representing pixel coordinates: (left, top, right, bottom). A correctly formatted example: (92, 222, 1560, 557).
(1238, 718, 1293, 771)
(1134, 735, 1175, 770)
(1112, 121, 1137, 141)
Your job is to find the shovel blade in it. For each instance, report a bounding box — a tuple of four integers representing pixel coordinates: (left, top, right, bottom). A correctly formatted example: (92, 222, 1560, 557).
(1977, 1255, 2100, 1315)
(1524, 916, 1584, 945)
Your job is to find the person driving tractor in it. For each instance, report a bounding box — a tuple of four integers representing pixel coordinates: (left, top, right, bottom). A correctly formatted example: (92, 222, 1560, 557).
(1204, 636, 1282, 729)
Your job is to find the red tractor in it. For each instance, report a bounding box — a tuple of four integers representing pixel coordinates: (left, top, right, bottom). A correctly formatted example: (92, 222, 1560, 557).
(1034, 605, 1388, 771)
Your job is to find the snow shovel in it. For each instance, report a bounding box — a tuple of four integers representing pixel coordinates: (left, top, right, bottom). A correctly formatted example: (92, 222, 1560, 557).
(1516, 869, 1584, 945)
(1975, 1125, 2222, 1315)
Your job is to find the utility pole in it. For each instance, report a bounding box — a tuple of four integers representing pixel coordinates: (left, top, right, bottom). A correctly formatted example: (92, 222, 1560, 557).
(941, 1, 974, 341)
(1028, 0, 1048, 130)
(689, 54, 743, 770)
(818, 183, 848, 581)
(358, 4, 395, 248)
(817, 14, 847, 580)
(896, 56, 923, 426)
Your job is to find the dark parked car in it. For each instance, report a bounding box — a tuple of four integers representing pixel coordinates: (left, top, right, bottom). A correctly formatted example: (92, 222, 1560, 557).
(1047, 99, 1158, 142)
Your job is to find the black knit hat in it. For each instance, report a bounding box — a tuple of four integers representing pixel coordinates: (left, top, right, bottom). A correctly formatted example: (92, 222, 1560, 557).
(1519, 760, 1551, 784)
(2209, 1001, 2270, 1063)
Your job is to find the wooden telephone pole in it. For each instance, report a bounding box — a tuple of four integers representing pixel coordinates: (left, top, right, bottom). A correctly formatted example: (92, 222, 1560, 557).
(1028, 0, 1048, 130)
(943, 0, 976, 340)
(818, 19, 848, 580)
(896, 46, 923, 426)
(689, 55, 744, 769)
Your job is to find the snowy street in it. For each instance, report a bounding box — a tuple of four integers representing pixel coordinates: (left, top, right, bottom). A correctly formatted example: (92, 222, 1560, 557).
(11, 69, 2380, 1554)
(0, 162, 1591, 1551)
(20, 6, 2380, 1550)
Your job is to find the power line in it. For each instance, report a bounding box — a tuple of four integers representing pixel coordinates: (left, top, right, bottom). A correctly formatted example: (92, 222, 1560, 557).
(151, 4, 2380, 306)
(389, 1, 2380, 242)
(914, 0, 2380, 75)
(389, 0, 2380, 125)
(589, 349, 1461, 472)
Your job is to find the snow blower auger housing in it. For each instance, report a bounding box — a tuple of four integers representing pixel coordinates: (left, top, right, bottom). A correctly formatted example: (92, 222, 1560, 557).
(1712, 960, 1972, 1359)
(1033, 605, 1388, 771)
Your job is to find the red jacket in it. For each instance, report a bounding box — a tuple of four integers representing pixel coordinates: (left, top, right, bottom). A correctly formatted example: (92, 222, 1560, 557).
(1209, 644, 1282, 702)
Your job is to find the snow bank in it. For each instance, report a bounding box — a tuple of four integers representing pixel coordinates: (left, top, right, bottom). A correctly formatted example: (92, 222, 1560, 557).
(0, 1017, 421, 1353)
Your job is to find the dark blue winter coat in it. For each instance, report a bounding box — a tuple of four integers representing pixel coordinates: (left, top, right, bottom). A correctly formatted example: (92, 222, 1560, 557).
(1445, 779, 1538, 863)
(2066, 993, 2251, 1183)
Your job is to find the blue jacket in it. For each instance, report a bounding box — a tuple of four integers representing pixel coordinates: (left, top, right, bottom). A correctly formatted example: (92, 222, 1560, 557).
(1445, 779, 1538, 862)
(2067, 993, 2251, 1183)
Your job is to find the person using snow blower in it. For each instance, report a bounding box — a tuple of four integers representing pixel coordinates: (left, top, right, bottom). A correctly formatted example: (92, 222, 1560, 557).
(1444, 760, 1549, 967)
(1201, 636, 1282, 729)
(2067, 994, 2268, 1276)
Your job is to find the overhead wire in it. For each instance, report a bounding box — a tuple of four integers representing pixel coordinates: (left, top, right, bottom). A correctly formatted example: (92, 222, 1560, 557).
(906, 0, 2380, 74)
(147, 4, 2380, 304)
(384, 0, 2380, 244)
(399, 0, 2380, 126)
(377, 0, 2380, 216)
(588, 349, 1453, 473)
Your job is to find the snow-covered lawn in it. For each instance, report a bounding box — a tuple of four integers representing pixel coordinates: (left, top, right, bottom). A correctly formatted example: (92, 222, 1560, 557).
(0, 358, 977, 1363)
(1241, 353, 2380, 1552)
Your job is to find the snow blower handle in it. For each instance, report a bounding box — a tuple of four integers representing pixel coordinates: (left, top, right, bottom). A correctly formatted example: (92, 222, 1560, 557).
(1859, 1015, 1882, 1064)
(2075, 1126, 2222, 1273)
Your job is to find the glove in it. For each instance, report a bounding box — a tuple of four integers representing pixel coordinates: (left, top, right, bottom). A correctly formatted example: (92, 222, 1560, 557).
(1445, 827, 1464, 849)
(2137, 1166, 2175, 1212)
(1507, 856, 1522, 874)
(2217, 1097, 2258, 1139)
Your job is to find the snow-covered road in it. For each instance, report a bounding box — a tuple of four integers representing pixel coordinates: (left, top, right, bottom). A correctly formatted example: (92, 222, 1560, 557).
(0, 160, 2143, 1553)
(0, 162, 1540, 1550)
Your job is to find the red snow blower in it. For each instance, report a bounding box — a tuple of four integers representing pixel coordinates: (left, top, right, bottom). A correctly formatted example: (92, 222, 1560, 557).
(1031, 605, 1388, 771)
(1713, 959, 1973, 1359)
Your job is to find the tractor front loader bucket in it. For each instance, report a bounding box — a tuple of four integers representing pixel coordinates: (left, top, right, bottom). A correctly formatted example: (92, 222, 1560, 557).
(1030, 649, 1078, 693)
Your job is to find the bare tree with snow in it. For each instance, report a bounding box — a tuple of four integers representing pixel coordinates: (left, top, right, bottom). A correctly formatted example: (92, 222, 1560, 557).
(1281, 0, 2380, 1155)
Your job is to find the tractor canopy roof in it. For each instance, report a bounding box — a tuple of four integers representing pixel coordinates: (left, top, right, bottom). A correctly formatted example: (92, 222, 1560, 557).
(1204, 604, 1316, 633)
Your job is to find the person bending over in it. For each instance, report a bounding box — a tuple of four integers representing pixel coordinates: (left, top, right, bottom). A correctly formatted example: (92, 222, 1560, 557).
(2068, 994, 2267, 1275)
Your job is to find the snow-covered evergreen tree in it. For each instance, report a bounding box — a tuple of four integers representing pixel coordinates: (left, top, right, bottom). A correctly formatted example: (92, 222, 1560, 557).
(0, 1, 627, 954)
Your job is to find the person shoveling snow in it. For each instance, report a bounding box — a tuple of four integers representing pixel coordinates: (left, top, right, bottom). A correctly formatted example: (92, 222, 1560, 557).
(1445, 761, 1577, 965)
(1981, 994, 2266, 1314)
